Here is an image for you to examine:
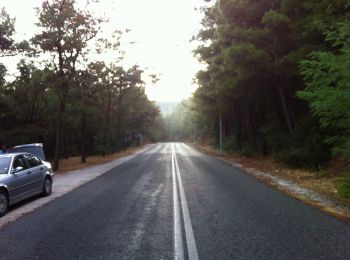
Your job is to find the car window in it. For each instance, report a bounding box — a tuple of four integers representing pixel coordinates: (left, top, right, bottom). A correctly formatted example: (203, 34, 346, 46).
(35, 156, 42, 166)
(25, 154, 42, 167)
(12, 155, 29, 171)
(0, 157, 11, 174)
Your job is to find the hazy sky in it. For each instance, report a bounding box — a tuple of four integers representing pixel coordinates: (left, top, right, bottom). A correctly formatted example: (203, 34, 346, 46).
(0, 0, 211, 102)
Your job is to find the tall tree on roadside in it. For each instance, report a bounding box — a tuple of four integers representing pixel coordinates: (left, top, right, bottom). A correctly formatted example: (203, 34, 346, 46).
(0, 8, 15, 55)
(0, 8, 15, 84)
(32, 0, 103, 170)
(192, 0, 349, 167)
(298, 21, 350, 157)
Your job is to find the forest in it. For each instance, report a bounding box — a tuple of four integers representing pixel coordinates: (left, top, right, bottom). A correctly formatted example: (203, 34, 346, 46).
(0, 1, 163, 170)
(2, 0, 350, 196)
(165, 1, 350, 196)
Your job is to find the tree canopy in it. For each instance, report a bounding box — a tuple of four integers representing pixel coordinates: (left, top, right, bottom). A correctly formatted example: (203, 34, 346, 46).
(186, 0, 350, 168)
(0, 0, 163, 170)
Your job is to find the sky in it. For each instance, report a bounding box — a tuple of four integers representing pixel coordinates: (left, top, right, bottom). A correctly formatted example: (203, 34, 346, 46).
(0, 0, 212, 102)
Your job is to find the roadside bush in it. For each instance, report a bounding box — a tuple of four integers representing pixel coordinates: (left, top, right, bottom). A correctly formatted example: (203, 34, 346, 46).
(223, 135, 239, 154)
(275, 132, 331, 169)
(94, 133, 114, 156)
(337, 172, 350, 198)
(238, 143, 256, 157)
(221, 135, 255, 156)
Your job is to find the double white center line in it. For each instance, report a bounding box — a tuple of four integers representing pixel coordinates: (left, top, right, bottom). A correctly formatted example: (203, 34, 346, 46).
(172, 143, 199, 260)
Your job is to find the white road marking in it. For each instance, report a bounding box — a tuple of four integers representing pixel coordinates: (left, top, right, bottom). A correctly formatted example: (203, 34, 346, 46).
(172, 143, 199, 260)
(129, 183, 164, 253)
(172, 144, 184, 260)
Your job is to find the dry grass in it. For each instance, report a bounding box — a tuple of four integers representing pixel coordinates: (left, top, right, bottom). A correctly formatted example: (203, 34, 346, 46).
(55, 146, 141, 174)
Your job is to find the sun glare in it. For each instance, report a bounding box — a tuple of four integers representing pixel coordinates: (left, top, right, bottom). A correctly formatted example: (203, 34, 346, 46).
(1, 0, 210, 102)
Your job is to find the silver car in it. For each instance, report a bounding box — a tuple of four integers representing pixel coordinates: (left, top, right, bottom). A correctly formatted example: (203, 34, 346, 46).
(0, 152, 54, 217)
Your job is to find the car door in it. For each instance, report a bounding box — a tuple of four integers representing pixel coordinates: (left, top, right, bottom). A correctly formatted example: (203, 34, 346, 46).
(24, 153, 45, 193)
(7, 155, 33, 203)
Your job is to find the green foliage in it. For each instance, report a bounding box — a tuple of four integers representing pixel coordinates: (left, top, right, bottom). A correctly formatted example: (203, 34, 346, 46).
(0, 8, 15, 52)
(223, 135, 237, 154)
(337, 172, 350, 198)
(276, 132, 331, 169)
(0, 8, 15, 84)
(94, 132, 114, 156)
(262, 10, 291, 33)
(32, 0, 101, 55)
(298, 21, 350, 157)
(0, 58, 161, 158)
(190, 0, 350, 167)
(261, 115, 332, 168)
(0, 3, 163, 167)
(223, 135, 256, 156)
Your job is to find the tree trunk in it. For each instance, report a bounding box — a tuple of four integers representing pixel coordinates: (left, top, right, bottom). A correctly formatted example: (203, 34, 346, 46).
(219, 112, 223, 153)
(277, 84, 294, 134)
(272, 27, 294, 134)
(234, 103, 242, 152)
(247, 103, 258, 151)
(53, 96, 65, 170)
(29, 101, 36, 124)
(81, 113, 87, 163)
(63, 133, 68, 159)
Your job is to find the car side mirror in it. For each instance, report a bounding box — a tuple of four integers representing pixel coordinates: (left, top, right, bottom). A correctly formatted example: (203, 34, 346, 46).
(12, 166, 24, 173)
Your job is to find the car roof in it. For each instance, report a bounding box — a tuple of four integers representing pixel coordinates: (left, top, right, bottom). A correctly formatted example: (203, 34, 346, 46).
(13, 143, 43, 148)
(0, 152, 30, 158)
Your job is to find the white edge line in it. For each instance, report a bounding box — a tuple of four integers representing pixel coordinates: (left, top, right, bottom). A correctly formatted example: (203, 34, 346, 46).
(172, 143, 184, 260)
(174, 143, 199, 260)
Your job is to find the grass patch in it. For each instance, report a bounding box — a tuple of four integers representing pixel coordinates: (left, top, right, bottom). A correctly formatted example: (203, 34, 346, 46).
(337, 173, 350, 198)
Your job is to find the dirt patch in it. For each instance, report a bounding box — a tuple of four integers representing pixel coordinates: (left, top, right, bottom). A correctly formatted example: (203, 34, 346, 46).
(193, 144, 350, 222)
(55, 147, 141, 174)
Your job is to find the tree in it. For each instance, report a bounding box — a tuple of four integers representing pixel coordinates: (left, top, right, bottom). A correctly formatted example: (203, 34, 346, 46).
(191, 0, 349, 167)
(32, 0, 103, 170)
(298, 21, 350, 156)
(0, 1, 163, 166)
(0, 8, 15, 55)
(0, 8, 15, 85)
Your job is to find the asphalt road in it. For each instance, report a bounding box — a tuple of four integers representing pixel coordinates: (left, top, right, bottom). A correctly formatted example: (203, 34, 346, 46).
(0, 143, 349, 259)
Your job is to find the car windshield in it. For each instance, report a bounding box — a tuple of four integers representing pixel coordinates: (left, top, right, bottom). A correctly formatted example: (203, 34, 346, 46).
(0, 157, 11, 174)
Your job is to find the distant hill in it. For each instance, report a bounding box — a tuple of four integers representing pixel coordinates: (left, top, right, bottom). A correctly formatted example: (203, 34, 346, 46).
(156, 101, 178, 116)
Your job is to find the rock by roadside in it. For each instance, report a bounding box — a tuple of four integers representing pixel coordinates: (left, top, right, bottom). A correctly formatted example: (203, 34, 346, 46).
(0, 144, 156, 229)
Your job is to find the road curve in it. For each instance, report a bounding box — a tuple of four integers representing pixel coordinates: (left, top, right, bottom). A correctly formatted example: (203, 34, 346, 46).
(0, 143, 349, 259)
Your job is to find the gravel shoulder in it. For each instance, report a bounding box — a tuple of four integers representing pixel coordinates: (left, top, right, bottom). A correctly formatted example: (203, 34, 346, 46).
(0, 144, 156, 229)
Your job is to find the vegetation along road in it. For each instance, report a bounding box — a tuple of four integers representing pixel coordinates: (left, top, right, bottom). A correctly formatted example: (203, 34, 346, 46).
(0, 143, 349, 259)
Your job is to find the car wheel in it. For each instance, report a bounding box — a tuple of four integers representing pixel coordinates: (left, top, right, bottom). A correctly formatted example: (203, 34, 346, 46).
(0, 190, 8, 217)
(42, 177, 52, 196)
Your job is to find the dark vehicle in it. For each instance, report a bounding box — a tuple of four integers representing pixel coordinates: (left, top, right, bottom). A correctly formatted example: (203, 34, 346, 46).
(10, 143, 46, 161)
(0, 151, 54, 217)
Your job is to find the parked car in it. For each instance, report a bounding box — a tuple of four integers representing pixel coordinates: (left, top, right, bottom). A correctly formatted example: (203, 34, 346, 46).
(10, 143, 47, 161)
(0, 151, 54, 217)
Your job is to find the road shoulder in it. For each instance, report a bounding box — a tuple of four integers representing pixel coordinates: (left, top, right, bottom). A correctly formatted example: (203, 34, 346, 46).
(0, 144, 156, 229)
(191, 144, 350, 223)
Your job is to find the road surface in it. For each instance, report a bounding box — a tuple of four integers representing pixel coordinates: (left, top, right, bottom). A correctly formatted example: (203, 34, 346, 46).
(0, 143, 349, 259)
